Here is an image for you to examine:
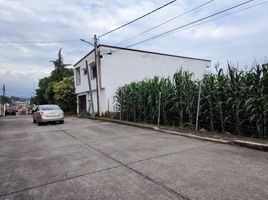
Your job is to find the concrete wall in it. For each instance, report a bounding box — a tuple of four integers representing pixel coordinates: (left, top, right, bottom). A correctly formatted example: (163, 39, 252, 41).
(74, 45, 211, 114)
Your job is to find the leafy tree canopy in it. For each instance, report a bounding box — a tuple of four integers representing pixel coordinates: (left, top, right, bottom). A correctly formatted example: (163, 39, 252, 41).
(52, 76, 76, 113)
(33, 48, 75, 113)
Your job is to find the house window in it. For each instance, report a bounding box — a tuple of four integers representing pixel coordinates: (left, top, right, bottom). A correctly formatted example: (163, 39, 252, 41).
(75, 67, 81, 85)
(91, 65, 97, 79)
(83, 68, 87, 75)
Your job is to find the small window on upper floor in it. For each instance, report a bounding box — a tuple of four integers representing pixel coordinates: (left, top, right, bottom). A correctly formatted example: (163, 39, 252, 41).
(83, 68, 87, 75)
(91, 65, 97, 80)
(75, 67, 81, 85)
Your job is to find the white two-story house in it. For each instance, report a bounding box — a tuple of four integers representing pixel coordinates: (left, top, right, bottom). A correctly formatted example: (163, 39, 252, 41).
(73, 45, 211, 115)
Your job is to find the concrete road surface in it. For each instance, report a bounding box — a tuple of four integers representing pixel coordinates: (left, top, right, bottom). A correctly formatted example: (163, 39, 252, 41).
(0, 116, 267, 200)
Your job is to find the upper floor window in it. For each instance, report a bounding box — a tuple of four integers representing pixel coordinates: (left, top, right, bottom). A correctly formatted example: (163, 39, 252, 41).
(83, 68, 87, 75)
(75, 67, 81, 85)
(91, 65, 97, 80)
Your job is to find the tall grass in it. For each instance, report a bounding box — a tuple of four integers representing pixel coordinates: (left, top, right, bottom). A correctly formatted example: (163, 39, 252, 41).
(114, 63, 268, 138)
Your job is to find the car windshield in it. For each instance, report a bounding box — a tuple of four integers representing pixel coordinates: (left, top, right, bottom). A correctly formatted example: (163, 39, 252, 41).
(41, 105, 60, 110)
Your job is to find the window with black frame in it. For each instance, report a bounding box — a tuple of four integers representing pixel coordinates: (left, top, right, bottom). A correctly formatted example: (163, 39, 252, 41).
(75, 67, 81, 85)
(91, 65, 97, 79)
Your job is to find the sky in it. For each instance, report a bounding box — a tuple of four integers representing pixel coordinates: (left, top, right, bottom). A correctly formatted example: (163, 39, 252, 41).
(0, 0, 268, 97)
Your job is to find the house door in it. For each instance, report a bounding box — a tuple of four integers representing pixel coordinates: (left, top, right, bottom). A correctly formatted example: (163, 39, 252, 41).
(78, 95, 87, 114)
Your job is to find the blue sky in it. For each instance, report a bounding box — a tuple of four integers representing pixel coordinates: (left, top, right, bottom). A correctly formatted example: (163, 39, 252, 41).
(0, 0, 268, 97)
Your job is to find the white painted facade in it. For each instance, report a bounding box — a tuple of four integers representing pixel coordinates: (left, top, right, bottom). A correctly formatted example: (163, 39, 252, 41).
(74, 45, 211, 115)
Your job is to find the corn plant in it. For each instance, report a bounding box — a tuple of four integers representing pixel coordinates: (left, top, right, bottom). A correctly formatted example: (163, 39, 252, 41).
(244, 64, 268, 138)
(214, 67, 228, 132)
(201, 73, 216, 131)
(113, 62, 268, 139)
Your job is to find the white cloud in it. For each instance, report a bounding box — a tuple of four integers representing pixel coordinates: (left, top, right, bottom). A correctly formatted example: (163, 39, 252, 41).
(0, 63, 51, 97)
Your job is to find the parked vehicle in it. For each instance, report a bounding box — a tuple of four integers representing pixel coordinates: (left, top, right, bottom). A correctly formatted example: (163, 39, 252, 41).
(5, 108, 17, 115)
(33, 104, 64, 125)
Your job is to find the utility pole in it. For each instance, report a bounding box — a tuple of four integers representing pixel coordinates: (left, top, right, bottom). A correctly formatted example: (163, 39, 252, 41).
(195, 81, 202, 130)
(157, 92, 161, 126)
(80, 35, 101, 117)
(85, 60, 95, 119)
(3, 84, 5, 97)
(94, 35, 101, 117)
(1, 84, 5, 116)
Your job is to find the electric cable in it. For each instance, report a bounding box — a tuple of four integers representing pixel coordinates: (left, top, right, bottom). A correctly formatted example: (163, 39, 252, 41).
(126, 0, 257, 48)
(98, 0, 178, 38)
(116, 0, 216, 46)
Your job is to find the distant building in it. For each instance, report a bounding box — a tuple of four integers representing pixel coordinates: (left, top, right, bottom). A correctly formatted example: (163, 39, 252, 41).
(73, 45, 211, 115)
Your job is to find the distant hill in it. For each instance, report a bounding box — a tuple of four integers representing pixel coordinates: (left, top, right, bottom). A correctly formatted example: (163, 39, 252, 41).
(9, 96, 30, 102)
(0, 96, 30, 104)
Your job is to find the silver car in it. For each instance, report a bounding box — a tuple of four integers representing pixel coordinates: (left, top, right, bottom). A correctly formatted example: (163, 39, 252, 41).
(33, 104, 64, 125)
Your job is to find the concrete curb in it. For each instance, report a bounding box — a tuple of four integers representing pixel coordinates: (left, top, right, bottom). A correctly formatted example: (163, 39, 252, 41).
(98, 118, 230, 144)
(98, 118, 268, 152)
(230, 140, 268, 152)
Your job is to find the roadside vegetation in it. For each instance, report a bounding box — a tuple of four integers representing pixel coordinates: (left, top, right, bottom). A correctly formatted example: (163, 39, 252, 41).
(114, 63, 268, 139)
(31, 49, 76, 114)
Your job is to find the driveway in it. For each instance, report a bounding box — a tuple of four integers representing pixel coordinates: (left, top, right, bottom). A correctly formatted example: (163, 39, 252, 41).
(0, 116, 267, 199)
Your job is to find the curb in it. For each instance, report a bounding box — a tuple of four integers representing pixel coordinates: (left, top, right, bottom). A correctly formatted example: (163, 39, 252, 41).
(98, 118, 268, 152)
(160, 129, 229, 144)
(98, 118, 230, 144)
(230, 140, 268, 152)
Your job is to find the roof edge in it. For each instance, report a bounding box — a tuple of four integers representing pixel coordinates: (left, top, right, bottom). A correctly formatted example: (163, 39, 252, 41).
(73, 44, 211, 66)
(73, 48, 95, 67)
(99, 44, 211, 62)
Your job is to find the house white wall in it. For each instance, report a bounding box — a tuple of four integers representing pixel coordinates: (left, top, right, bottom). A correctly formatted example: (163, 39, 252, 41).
(74, 45, 211, 115)
(74, 50, 96, 94)
(74, 49, 106, 114)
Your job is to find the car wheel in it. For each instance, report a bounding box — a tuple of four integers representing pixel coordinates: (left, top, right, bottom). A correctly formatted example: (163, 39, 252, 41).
(59, 120, 64, 124)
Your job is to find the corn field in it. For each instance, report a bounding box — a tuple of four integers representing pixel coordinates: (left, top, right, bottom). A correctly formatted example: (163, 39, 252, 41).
(114, 63, 268, 139)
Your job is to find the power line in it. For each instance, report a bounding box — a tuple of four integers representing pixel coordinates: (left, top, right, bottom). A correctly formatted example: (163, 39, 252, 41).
(71, 46, 90, 60)
(153, 0, 268, 41)
(0, 39, 80, 44)
(116, 0, 217, 46)
(98, 0, 178, 38)
(109, 0, 264, 55)
(126, 0, 257, 48)
(66, 44, 89, 58)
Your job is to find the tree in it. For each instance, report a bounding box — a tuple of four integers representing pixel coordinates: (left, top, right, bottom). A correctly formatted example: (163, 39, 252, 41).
(52, 76, 76, 113)
(49, 48, 73, 82)
(34, 48, 73, 104)
(35, 77, 50, 104)
(0, 96, 11, 104)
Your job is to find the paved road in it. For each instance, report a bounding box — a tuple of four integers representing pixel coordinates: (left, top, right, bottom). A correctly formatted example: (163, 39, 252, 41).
(0, 116, 267, 200)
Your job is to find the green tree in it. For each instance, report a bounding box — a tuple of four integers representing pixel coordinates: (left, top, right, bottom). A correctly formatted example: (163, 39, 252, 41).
(50, 48, 73, 82)
(34, 48, 73, 104)
(0, 96, 12, 104)
(35, 77, 50, 104)
(52, 76, 76, 113)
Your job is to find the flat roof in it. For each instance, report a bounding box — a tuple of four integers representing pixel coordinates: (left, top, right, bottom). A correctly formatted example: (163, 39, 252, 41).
(74, 44, 211, 67)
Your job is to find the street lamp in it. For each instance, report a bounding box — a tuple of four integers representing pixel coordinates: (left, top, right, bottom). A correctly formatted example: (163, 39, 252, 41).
(80, 39, 94, 46)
